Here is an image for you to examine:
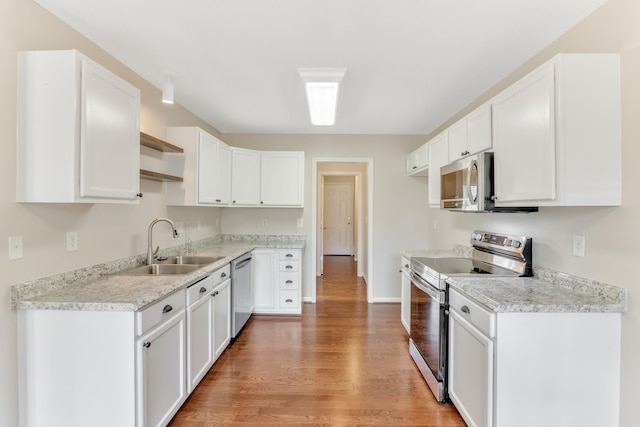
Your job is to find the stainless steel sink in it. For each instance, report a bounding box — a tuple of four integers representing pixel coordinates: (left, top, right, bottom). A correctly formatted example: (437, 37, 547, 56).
(121, 264, 202, 275)
(159, 255, 224, 265)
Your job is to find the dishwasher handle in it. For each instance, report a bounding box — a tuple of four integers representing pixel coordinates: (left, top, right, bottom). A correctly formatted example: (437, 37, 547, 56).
(234, 257, 252, 270)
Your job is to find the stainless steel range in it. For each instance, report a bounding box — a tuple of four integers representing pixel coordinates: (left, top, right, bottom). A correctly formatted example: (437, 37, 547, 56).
(409, 230, 533, 403)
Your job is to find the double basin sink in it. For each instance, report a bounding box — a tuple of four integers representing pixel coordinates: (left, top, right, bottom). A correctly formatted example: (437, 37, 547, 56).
(121, 255, 224, 276)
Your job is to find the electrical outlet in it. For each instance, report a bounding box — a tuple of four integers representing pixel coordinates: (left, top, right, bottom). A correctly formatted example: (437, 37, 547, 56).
(66, 231, 78, 252)
(215, 218, 220, 229)
(297, 218, 303, 228)
(196, 221, 202, 230)
(262, 219, 268, 227)
(8, 236, 23, 260)
(572, 235, 585, 257)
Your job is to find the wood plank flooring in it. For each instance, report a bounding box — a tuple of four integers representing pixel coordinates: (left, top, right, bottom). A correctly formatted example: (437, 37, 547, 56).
(169, 255, 466, 426)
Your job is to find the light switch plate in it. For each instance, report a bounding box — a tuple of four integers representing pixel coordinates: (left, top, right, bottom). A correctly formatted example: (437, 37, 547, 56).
(572, 235, 585, 257)
(9, 236, 23, 260)
(66, 231, 78, 252)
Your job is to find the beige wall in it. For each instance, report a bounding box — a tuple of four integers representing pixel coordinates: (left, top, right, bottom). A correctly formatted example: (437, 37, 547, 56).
(424, 0, 640, 425)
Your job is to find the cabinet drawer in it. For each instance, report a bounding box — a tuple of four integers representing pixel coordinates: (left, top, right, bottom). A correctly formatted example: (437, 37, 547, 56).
(279, 250, 300, 261)
(279, 272, 299, 289)
(137, 290, 186, 336)
(449, 289, 495, 338)
(279, 261, 299, 272)
(186, 276, 213, 306)
(279, 290, 299, 309)
(210, 264, 230, 285)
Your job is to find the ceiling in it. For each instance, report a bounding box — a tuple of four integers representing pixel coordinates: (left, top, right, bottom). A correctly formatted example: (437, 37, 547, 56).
(35, 0, 607, 135)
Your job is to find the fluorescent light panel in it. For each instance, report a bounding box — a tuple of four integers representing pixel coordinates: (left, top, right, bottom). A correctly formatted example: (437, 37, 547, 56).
(299, 68, 346, 126)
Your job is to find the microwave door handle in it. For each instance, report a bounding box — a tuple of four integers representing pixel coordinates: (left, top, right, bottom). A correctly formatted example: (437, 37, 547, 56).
(465, 161, 475, 205)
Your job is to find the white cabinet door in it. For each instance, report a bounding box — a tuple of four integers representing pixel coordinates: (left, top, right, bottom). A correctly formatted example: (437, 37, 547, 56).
(212, 278, 231, 361)
(448, 309, 494, 427)
(137, 310, 187, 427)
(231, 147, 260, 206)
(407, 143, 428, 176)
(492, 62, 556, 203)
(466, 104, 492, 157)
(252, 249, 277, 312)
(400, 257, 411, 335)
(260, 151, 304, 207)
(197, 132, 218, 204)
(186, 277, 214, 393)
(428, 132, 448, 207)
(447, 120, 467, 162)
(17, 49, 141, 203)
(80, 58, 140, 200)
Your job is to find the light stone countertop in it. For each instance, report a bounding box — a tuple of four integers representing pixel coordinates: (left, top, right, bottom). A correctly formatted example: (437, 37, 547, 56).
(402, 248, 626, 314)
(12, 235, 306, 312)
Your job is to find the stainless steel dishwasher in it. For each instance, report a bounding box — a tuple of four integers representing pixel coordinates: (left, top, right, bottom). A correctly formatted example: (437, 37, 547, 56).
(231, 252, 253, 339)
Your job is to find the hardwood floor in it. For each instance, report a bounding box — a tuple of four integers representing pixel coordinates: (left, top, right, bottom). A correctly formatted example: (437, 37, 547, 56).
(169, 256, 466, 426)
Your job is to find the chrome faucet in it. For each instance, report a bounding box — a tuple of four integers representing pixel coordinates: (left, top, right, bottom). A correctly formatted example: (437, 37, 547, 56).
(147, 218, 179, 265)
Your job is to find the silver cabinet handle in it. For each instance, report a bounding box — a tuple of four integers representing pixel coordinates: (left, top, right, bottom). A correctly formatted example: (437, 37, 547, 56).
(461, 305, 470, 314)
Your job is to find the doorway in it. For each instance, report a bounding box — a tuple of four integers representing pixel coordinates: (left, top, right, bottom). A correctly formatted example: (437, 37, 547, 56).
(311, 158, 373, 304)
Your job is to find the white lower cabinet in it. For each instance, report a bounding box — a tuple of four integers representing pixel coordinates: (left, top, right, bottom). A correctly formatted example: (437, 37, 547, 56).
(136, 295, 187, 427)
(18, 265, 234, 427)
(186, 266, 231, 393)
(253, 248, 302, 314)
(448, 288, 621, 427)
(400, 256, 411, 334)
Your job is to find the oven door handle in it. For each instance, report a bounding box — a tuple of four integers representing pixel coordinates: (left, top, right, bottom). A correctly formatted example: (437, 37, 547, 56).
(410, 272, 442, 303)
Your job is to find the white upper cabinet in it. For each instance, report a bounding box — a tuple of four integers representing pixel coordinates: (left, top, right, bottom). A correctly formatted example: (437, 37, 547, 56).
(17, 50, 141, 203)
(165, 127, 231, 206)
(260, 151, 304, 207)
(493, 53, 621, 207)
(428, 132, 448, 207)
(231, 147, 261, 206)
(448, 104, 492, 163)
(407, 143, 428, 176)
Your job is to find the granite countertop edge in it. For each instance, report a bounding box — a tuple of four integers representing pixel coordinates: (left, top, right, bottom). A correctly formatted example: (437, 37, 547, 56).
(12, 234, 306, 312)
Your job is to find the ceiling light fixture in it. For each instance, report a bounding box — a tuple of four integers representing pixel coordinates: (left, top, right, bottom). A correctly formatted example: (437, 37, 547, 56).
(161, 72, 176, 104)
(298, 68, 346, 126)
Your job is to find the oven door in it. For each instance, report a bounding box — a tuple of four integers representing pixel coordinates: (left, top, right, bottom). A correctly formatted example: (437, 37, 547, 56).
(409, 272, 447, 402)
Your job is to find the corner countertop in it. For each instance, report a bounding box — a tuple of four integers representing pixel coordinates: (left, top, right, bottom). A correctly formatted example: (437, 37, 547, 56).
(402, 249, 626, 314)
(12, 235, 306, 312)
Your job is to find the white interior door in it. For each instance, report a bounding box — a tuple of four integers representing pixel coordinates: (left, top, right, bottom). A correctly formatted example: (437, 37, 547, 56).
(323, 181, 354, 255)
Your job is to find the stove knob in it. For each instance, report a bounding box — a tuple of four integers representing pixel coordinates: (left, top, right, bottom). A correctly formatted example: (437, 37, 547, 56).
(512, 241, 522, 248)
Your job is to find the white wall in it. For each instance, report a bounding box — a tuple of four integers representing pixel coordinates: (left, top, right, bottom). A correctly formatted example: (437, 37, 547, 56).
(423, 1, 640, 425)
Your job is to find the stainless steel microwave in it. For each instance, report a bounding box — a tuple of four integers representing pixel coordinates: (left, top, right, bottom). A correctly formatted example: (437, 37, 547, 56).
(440, 152, 537, 213)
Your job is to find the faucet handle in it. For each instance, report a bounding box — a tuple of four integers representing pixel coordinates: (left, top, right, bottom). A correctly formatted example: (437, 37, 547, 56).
(153, 246, 160, 257)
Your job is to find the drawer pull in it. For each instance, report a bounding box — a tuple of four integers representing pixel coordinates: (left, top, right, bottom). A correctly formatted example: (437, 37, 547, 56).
(199, 287, 207, 294)
(162, 304, 173, 314)
(285, 299, 293, 303)
(221, 272, 227, 278)
(285, 253, 293, 258)
(143, 342, 151, 348)
(286, 280, 293, 284)
(285, 265, 293, 269)
(461, 305, 470, 314)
